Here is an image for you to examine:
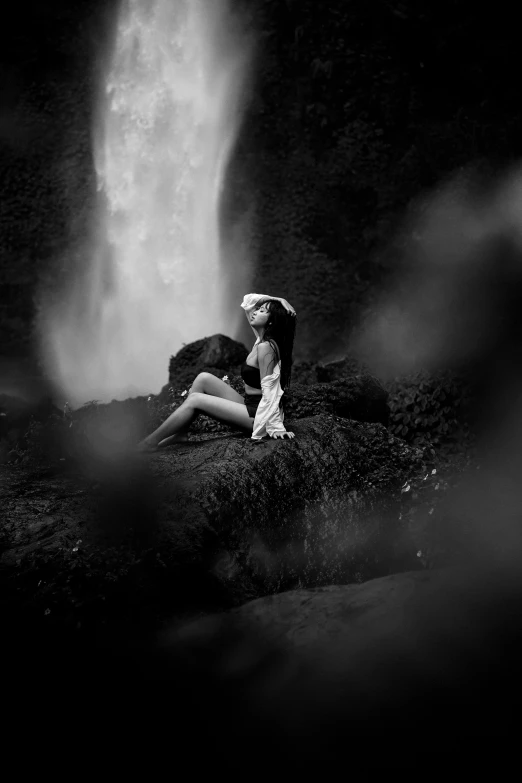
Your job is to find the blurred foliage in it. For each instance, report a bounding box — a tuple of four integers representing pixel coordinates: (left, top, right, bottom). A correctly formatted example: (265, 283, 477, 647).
(385, 369, 475, 453)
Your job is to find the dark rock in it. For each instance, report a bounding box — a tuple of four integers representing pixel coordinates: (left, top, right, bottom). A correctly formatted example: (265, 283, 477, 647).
(182, 571, 443, 683)
(0, 393, 61, 446)
(285, 376, 389, 426)
(229, 570, 436, 663)
(0, 414, 426, 619)
(168, 564, 522, 756)
(316, 356, 370, 382)
(291, 361, 319, 386)
(198, 334, 249, 368)
(4, 565, 520, 774)
(168, 334, 248, 384)
(292, 356, 371, 386)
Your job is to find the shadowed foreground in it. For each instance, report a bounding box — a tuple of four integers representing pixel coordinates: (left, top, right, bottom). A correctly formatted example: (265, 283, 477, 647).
(3, 565, 519, 773)
(0, 411, 427, 634)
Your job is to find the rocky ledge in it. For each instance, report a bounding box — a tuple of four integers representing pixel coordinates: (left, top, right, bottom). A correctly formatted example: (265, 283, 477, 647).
(0, 334, 429, 633)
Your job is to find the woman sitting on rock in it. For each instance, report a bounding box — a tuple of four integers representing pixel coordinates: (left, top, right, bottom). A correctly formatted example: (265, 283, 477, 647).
(138, 294, 297, 450)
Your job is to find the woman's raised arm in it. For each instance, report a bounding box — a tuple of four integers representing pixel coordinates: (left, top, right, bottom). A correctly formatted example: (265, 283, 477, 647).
(241, 293, 270, 336)
(241, 294, 296, 335)
(272, 297, 296, 316)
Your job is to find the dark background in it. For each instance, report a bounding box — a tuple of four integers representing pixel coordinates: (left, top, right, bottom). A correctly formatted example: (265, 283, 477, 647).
(1, 0, 521, 363)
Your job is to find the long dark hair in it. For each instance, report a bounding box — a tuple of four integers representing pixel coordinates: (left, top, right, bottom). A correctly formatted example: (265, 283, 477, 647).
(259, 300, 296, 392)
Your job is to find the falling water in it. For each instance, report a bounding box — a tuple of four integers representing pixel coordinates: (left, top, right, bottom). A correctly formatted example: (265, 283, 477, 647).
(38, 0, 252, 407)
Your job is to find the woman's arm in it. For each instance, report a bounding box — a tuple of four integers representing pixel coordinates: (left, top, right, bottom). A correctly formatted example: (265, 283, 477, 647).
(241, 293, 271, 337)
(241, 294, 296, 336)
(270, 297, 296, 316)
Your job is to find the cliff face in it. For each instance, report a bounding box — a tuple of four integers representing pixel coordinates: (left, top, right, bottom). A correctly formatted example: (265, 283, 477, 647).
(0, 3, 113, 351)
(5, 1, 519, 362)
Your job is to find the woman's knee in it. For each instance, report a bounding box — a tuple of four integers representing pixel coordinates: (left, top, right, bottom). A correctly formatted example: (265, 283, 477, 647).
(187, 391, 205, 408)
(191, 372, 212, 390)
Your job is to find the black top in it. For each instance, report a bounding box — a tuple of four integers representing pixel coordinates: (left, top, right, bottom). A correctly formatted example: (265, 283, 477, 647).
(241, 362, 261, 389)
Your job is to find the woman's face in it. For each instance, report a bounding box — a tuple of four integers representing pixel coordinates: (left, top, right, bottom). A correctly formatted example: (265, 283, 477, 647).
(250, 302, 271, 328)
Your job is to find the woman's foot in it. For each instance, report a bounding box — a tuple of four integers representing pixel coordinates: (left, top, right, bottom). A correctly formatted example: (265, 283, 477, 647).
(157, 433, 189, 448)
(135, 432, 190, 453)
(135, 438, 159, 453)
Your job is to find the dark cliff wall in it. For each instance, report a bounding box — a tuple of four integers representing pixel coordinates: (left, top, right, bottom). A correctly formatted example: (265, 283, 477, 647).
(0, 1, 117, 354)
(2, 0, 522, 363)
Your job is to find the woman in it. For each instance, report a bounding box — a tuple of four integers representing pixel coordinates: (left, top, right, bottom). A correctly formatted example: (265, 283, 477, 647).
(137, 294, 297, 450)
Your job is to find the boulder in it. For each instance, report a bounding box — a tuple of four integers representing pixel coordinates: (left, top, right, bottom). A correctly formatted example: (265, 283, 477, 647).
(291, 361, 319, 386)
(0, 393, 60, 431)
(316, 356, 371, 383)
(168, 334, 248, 385)
(285, 376, 389, 426)
(0, 393, 61, 462)
(178, 570, 446, 683)
(0, 413, 426, 625)
(167, 564, 522, 754)
(0, 333, 419, 630)
(228, 569, 437, 666)
(5, 568, 519, 775)
(292, 356, 371, 386)
(159, 334, 389, 427)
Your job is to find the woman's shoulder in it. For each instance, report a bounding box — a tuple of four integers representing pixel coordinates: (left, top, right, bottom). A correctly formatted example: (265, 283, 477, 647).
(258, 338, 280, 360)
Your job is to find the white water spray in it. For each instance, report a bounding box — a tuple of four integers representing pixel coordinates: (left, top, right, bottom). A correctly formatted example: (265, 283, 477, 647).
(38, 0, 252, 407)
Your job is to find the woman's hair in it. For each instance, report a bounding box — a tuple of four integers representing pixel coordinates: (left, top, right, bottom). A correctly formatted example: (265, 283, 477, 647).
(258, 300, 296, 392)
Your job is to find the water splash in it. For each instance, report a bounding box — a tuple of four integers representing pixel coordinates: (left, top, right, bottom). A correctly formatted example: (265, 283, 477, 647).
(38, 0, 252, 407)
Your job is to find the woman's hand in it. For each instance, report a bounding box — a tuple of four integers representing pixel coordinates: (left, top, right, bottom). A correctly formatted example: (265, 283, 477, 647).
(273, 297, 296, 316)
(271, 431, 295, 439)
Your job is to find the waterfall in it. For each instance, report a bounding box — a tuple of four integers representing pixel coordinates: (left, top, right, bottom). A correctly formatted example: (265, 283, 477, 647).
(38, 0, 252, 407)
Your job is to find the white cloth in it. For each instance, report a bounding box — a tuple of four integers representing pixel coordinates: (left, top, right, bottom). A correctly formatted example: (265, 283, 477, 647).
(240, 293, 288, 440)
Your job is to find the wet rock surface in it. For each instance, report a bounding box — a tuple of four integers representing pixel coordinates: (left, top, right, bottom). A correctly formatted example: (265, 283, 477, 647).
(0, 334, 427, 637)
(228, 569, 436, 663)
(0, 414, 426, 634)
(4, 563, 520, 774)
(165, 333, 248, 392)
(169, 333, 248, 377)
(164, 563, 522, 759)
(284, 375, 389, 426)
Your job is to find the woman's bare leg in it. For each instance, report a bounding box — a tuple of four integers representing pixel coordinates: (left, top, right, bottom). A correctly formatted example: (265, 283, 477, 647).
(141, 396, 200, 448)
(140, 372, 248, 449)
(189, 372, 246, 404)
(140, 389, 254, 449)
